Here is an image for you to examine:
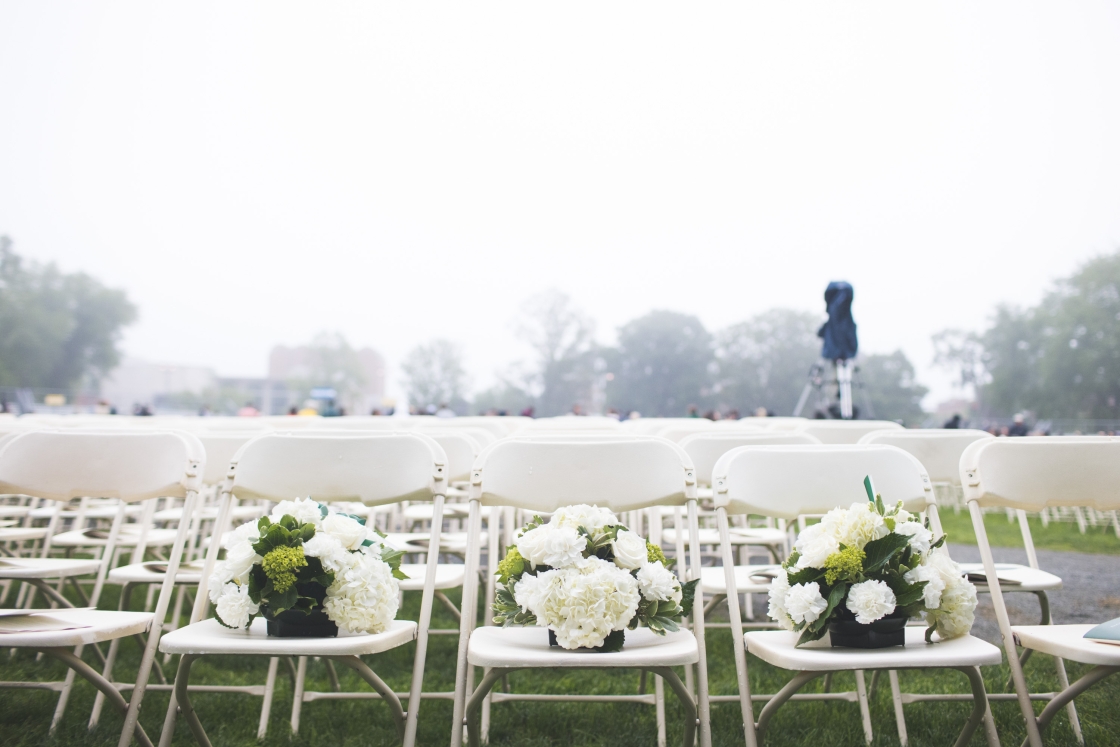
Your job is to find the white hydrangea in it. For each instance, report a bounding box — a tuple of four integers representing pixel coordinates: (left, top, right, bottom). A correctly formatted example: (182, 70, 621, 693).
(794, 522, 840, 569)
(321, 513, 368, 551)
(270, 497, 324, 526)
(895, 520, 934, 556)
(636, 561, 682, 604)
(820, 502, 889, 551)
(550, 504, 618, 533)
(323, 550, 400, 634)
(786, 582, 828, 625)
(302, 531, 349, 573)
(516, 524, 587, 569)
(767, 567, 795, 631)
(612, 529, 648, 570)
(903, 561, 947, 609)
(214, 583, 259, 628)
(516, 556, 641, 650)
(921, 552, 977, 639)
(847, 579, 897, 624)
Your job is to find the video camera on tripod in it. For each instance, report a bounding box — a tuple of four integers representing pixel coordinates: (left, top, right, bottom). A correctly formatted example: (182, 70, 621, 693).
(793, 281, 861, 419)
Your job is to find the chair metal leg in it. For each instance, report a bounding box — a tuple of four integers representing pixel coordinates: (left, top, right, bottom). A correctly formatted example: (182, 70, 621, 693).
(329, 655, 407, 742)
(256, 657, 279, 740)
(951, 666, 996, 747)
(655, 674, 667, 747)
(854, 670, 873, 745)
(1018, 666, 1119, 747)
(38, 647, 155, 747)
(290, 656, 308, 734)
(755, 670, 821, 741)
(888, 670, 908, 747)
(466, 667, 513, 747)
(651, 667, 698, 747)
(171, 654, 211, 747)
(325, 658, 342, 692)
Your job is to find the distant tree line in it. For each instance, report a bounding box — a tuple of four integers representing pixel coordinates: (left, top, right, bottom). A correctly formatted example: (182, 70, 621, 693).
(407, 289, 929, 424)
(934, 249, 1120, 420)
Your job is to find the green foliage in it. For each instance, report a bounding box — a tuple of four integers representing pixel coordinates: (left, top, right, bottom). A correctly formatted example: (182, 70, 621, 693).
(401, 338, 469, 411)
(515, 289, 598, 415)
(605, 310, 713, 416)
(496, 546, 525, 585)
(646, 541, 670, 566)
(823, 546, 864, 585)
(0, 236, 136, 390)
(857, 351, 929, 425)
(260, 545, 307, 594)
(714, 309, 821, 415)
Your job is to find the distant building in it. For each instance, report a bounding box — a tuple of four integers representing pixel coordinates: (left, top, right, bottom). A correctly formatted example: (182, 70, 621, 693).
(99, 358, 217, 411)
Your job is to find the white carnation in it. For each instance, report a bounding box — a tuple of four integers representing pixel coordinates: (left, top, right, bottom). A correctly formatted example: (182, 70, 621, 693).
(321, 512, 367, 550)
(794, 523, 840, 569)
(636, 561, 681, 604)
(208, 539, 262, 602)
(516, 524, 587, 569)
(903, 562, 946, 609)
(767, 567, 795, 631)
(323, 550, 400, 634)
(612, 530, 648, 570)
(517, 556, 641, 650)
(270, 497, 323, 526)
(214, 583, 258, 629)
(786, 582, 828, 625)
(895, 520, 933, 556)
(847, 579, 896, 624)
(302, 531, 349, 573)
(512, 572, 546, 614)
(550, 504, 617, 533)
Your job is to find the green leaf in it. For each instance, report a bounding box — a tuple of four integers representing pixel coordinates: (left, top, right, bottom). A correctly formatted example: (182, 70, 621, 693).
(380, 547, 405, 572)
(863, 475, 875, 502)
(597, 630, 625, 652)
(797, 624, 829, 646)
(786, 566, 825, 587)
(299, 524, 316, 543)
(268, 585, 298, 615)
(392, 567, 409, 580)
(679, 579, 700, 618)
(278, 514, 298, 531)
(893, 580, 928, 608)
(257, 516, 272, 534)
(862, 533, 910, 575)
(925, 624, 936, 643)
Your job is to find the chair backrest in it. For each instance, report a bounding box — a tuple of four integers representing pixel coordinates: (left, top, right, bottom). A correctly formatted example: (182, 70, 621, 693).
(195, 432, 260, 485)
(312, 417, 402, 430)
(0, 430, 204, 501)
(960, 436, 1120, 511)
(418, 431, 481, 483)
(858, 429, 992, 485)
(796, 419, 904, 444)
(470, 435, 696, 513)
(678, 431, 822, 486)
(656, 420, 763, 443)
(519, 416, 622, 432)
(229, 431, 448, 505)
(756, 416, 807, 430)
(712, 444, 933, 518)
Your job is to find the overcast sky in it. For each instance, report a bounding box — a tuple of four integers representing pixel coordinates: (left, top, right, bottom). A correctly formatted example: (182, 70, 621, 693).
(2, 3, 1119, 409)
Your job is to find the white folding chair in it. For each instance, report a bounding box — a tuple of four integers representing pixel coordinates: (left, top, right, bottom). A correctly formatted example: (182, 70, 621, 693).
(962, 436, 1120, 747)
(712, 443, 1002, 747)
(796, 420, 904, 444)
(0, 429, 205, 747)
(157, 431, 448, 747)
(450, 435, 712, 747)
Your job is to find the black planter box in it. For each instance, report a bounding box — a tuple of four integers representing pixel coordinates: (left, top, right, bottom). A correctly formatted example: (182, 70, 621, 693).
(263, 608, 338, 638)
(547, 628, 624, 652)
(829, 613, 907, 649)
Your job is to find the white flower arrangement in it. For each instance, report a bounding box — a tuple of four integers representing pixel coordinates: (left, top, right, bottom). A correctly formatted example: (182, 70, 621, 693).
(209, 497, 407, 635)
(767, 480, 977, 646)
(492, 504, 699, 651)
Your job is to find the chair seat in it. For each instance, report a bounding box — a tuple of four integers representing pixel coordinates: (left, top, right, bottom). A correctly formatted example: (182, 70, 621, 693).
(467, 625, 699, 669)
(398, 563, 466, 591)
(0, 506, 31, 519)
(744, 627, 1002, 671)
(50, 528, 179, 547)
(108, 560, 208, 585)
(955, 563, 1062, 592)
(0, 557, 102, 578)
(0, 609, 153, 648)
(1012, 624, 1120, 667)
(29, 504, 143, 520)
(386, 531, 487, 554)
(158, 617, 417, 657)
(403, 504, 470, 521)
(662, 527, 786, 547)
(700, 565, 780, 595)
(0, 527, 48, 542)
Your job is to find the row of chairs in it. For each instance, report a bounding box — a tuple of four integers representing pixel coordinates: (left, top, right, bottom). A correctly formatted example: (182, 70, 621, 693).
(1, 420, 1116, 747)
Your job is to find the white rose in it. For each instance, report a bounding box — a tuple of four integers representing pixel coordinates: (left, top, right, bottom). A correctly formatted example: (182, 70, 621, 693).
(611, 530, 648, 570)
(847, 579, 896, 624)
(322, 513, 367, 550)
(767, 567, 795, 631)
(550, 504, 618, 533)
(223, 540, 262, 583)
(636, 561, 681, 603)
(895, 520, 933, 556)
(270, 497, 323, 526)
(785, 582, 828, 625)
(516, 524, 587, 569)
(224, 519, 261, 549)
(214, 583, 259, 629)
(794, 523, 839, 569)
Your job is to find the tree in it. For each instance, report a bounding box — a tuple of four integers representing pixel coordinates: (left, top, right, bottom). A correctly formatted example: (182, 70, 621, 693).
(400, 338, 469, 412)
(714, 309, 820, 415)
(285, 332, 370, 412)
(856, 351, 929, 425)
(516, 290, 598, 415)
(605, 310, 713, 416)
(933, 250, 1120, 419)
(0, 236, 137, 391)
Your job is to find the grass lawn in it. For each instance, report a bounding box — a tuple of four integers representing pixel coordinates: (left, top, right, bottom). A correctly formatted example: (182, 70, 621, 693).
(937, 509, 1120, 556)
(3, 582, 1118, 746)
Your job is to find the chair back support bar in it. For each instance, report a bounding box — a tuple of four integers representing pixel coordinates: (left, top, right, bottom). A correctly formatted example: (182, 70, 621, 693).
(469, 436, 697, 512)
(712, 444, 933, 518)
(229, 431, 448, 505)
(960, 436, 1120, 511)
(0, 430, 204, 501)
(858, 429, 992, 485)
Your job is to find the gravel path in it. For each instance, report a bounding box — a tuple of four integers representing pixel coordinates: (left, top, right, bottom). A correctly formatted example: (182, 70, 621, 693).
(947, 544, 1120, 644)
